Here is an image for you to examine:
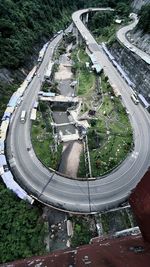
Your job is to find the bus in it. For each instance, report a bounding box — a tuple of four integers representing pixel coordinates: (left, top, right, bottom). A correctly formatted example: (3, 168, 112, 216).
(131, 93, 139, 105)
(20, 110, 27, 123)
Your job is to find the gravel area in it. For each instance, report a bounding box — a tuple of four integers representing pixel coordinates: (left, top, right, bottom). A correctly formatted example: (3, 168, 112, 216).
(59, 141, 83, 178)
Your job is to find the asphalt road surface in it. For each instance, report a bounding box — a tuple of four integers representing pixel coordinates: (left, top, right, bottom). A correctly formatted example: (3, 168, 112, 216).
(116, 13, 150, 65)
(6, 9, 150, 213)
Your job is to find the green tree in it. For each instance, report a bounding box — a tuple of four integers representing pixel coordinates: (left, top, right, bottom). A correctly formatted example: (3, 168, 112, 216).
(0, 183, 46, 263)
(138, 4, 150, 33)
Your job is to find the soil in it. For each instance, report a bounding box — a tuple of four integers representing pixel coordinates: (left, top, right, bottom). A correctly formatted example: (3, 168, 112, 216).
(59, 141, 83, 177)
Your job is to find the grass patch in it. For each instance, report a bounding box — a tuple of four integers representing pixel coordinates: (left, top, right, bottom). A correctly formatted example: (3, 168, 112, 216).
(72, 47, 95, 98)
(101, 209, 133, 235)
(78, 68, 95, 96)
(78, 48, 89, 63)
(71, 216, 96, 247)
(87, 74, 133, 177)
(31, 107, 62, 170)
(0, 182, 46, 264)
(96, 23, 119, 44)
(71, 49, 133, 178)
(77, 152, 86, 178)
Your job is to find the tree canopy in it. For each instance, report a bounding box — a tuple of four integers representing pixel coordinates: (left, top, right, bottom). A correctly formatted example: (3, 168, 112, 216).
(0, 0, 77, 69)
(138, 4, 150, 33)
(0, 183, 46, 263)
(0, 0, 132, 69)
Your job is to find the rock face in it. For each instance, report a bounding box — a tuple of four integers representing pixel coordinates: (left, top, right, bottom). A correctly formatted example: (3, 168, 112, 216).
(127, 30, 150, 55)
(132, 0, 150, 11)
(110, 42, 150, 101)
(0, 38, 47, 84)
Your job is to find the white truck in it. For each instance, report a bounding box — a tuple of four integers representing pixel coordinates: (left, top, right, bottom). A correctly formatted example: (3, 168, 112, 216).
(20, 110, 27, 123)
(131, 93, 139, 105)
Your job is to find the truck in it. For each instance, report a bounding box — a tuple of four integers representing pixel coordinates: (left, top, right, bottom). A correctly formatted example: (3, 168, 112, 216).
(20, 110, 27, 123)
(131, 93, 139, 105)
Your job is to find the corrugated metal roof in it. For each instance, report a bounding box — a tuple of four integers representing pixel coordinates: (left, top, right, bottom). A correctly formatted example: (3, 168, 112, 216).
(0, 119, 9, 140)
(89, 53, 102, 73)
(17, 80, 28, 95)
(2, 234, 150, 267)
(138, 94, 150, 108)
(7, 92, 20, 107)
(0, 140, 4, 154)
(0, 154, 7, 167)
(2, 105, 15, 120)
(2, 112, 11, 121)
(42, 92, 55, 97)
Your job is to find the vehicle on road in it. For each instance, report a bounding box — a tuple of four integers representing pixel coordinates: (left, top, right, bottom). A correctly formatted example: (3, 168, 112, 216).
(131, 93, 139, 105)
(20, 110, 27, 123)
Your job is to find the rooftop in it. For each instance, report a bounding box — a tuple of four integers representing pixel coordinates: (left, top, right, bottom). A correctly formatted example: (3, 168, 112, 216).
(2, 235, 150, 267)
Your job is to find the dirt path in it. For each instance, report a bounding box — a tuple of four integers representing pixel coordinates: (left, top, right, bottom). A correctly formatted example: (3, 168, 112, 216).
(59, 141, 83, 178)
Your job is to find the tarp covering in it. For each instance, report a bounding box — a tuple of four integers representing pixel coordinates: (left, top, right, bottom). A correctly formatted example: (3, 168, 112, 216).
(0, 154, 7, 167)
(0, 140, 4, 154)
(138, 94, 150, 108)
(17, 80, 28, 95)
(42, 92, 55, 97)
(7, 92, 21, 107)
(0, 119, 10, 140)
(2, 106, 15, 121)
(89, 53, 102, 73)
(0, 166, 4, 175)
(2, 112, 11, 121)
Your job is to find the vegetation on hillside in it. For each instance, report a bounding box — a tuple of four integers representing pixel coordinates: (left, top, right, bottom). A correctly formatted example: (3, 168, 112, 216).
(0, 0, 77, 69)
(0, 82, 18, 119)
(32, 104, 63, 170)
(0, 183, 46, 264)
(0, 0, 132, 70)
(88, 1, 131, 43)
(137, 4, 150, 33)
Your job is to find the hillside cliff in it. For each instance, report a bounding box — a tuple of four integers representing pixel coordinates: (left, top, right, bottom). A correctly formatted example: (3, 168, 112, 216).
(132, 0, 150, 10)
(110, 42, 150, 101)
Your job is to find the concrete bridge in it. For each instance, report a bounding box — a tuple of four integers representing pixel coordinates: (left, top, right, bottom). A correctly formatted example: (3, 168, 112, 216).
(39, 95, 80, 103)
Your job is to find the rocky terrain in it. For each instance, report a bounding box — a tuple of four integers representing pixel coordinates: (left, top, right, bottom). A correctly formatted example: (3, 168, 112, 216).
(132, 0, 150, 11)
(128, 29, 150, 55)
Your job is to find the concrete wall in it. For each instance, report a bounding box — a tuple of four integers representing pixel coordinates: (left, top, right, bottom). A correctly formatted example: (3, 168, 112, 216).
(109, 41, 150, 101)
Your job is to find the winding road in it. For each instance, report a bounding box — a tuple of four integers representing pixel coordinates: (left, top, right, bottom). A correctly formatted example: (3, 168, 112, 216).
(6, 8, 150, 213)
(116, 13, 150, 65)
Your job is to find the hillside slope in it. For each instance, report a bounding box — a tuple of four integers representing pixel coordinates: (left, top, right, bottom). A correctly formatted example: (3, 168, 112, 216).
(132, 0, 150, 10)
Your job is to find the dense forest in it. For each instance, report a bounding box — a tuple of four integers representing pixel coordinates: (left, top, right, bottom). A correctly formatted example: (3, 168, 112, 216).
(0, 0, 131, 69)
(137, 4, 150, 33)
(0, 182, 46, 263)
(0, 0, 76, 69)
